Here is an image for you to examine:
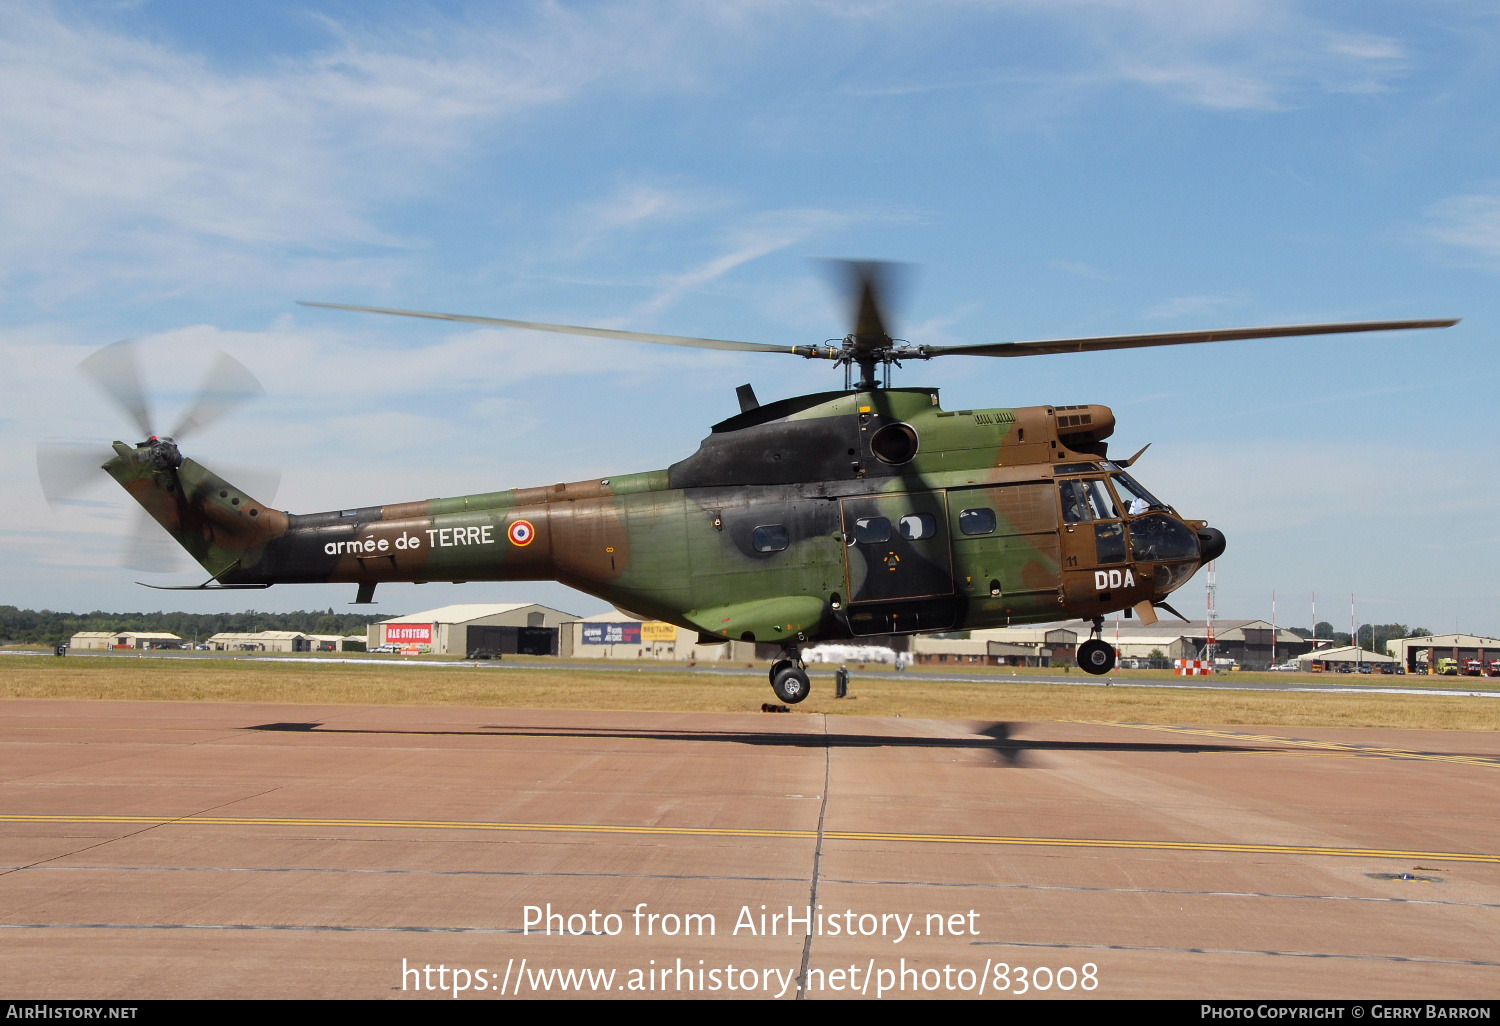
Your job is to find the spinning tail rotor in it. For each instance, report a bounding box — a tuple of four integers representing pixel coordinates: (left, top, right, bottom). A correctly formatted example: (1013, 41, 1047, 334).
(36, 340, 278, 573)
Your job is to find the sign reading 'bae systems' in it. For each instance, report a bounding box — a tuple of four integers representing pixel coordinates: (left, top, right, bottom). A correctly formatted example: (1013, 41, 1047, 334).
(386, 624, 433, 644)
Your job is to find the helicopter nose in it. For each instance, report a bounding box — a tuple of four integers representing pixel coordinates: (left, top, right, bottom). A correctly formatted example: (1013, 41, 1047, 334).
(1197, 527, 1226, 563)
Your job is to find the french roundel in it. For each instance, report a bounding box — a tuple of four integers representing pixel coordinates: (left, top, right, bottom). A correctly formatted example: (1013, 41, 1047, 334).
(507, 520, 536, 546)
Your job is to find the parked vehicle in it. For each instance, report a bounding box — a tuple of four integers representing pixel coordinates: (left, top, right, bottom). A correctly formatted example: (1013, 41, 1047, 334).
(1437, 658, 1460, 675)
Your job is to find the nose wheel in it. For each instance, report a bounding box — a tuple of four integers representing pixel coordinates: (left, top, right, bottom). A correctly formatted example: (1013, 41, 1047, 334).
(1077, 617, 1116, 675)
(769, 652, 811, 704)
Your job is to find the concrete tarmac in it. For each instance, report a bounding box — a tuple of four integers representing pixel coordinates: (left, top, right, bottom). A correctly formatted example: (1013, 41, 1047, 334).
(1, 698, 1497, 1000)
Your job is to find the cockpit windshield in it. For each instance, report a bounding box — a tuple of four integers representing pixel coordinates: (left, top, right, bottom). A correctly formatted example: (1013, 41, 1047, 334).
(1109, 470, 1167, 516)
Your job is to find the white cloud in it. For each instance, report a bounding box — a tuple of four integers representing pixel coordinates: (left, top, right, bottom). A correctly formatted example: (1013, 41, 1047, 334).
(0, 0, 1423, 314)
(7, 315, 709, 468)
(1423, 190, 1500, 264)
(1143, 437, 1473, 538)
(1324, 32, 1405, 63)
(1001, 0, 1411, 111)
(1049, 260, 1110, 280)
(905, 303, 981, 348)
(630, 208, 861, 322)
(0, 6, 533, 301)
(0, 2, 783, 306)
(566, 182, 731, 250)
(1146, 295, 1243, 321)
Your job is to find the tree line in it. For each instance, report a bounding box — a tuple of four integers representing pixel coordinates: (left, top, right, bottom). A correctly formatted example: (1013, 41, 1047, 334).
(0, 605, 386, 646)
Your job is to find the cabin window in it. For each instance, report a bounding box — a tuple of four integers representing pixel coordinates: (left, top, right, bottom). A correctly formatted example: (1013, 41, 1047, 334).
(854, 516, 891, 544)
(899, 513, 936, 540)
(752, 525, 789, 552)
(958, 508, 996, 536)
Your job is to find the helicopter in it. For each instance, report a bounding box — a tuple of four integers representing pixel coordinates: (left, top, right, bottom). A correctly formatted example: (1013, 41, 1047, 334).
(47, 262, 1457, 703)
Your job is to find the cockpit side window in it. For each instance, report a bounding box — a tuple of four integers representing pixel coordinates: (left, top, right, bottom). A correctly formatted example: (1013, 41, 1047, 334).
(1060, 478, 1118, 523)
(1082, 479, 1118, 520)
(1059, 480, 1089, 524)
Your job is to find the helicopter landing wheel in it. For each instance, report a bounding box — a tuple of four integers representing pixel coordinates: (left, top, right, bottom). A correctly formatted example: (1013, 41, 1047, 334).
(771, 663, 811, 704)
(1077, 638, 1116, 676)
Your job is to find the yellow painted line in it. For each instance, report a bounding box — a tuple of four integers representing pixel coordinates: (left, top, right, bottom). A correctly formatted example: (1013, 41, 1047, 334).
(5, 814, 1497, 863)
(1091, 722, 1500, 768)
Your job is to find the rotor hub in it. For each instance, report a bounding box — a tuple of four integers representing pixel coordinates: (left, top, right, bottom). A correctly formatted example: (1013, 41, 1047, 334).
(141, 435, 183, 472)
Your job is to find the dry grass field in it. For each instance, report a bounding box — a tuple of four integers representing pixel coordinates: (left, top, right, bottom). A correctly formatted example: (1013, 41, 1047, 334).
(1, 652, 1496, 730)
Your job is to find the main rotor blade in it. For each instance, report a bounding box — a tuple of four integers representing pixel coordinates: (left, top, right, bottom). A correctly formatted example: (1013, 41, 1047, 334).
(826, 259, 910, 355)
(77, 339, 154, 438)
(849, 261, 895, 343)
(170, 351, 265, 441)
(298, 301, 810, 355)
(922, 319, 1460, 359)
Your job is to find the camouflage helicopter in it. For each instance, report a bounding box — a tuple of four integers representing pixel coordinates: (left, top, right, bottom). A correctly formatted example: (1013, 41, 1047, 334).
(50, 263, 1456, 703)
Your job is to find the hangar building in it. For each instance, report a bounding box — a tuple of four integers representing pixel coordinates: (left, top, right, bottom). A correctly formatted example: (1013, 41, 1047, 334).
(207, 632, 364, 653)
(559, 611, 758, 662)
(1385, 634, 1500, 674)
(68, 631, 184, 651)
(910, 634, 1065, 667)
(937, 619, 1313, 670)
(1295, 645, 1397, 672)
(369, 603, 579, 657)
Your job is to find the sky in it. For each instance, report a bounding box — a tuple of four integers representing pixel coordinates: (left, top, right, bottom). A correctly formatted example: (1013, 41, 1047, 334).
(3, 0, 1497, 636)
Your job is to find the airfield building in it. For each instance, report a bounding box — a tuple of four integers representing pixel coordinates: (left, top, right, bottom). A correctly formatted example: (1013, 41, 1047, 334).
(1385, 634, 1500, 674)
(1294, 645, 1398, 672)
(68, 631, 185, 651)
(942, 619, 1313, 670)
(558, 611, 758, 662)
(910, 631, 1069, 666)
(369, 603, 579, 657)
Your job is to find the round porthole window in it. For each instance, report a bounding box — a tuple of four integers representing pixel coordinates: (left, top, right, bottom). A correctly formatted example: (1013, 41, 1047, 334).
(870, 422, 919, 465)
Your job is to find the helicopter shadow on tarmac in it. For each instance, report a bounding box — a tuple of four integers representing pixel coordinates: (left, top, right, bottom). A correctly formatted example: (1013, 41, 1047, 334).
(245, 719, 1268, 768)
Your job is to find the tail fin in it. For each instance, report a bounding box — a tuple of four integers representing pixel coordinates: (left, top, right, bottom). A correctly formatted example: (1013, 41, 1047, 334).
(101, 438, 287, 580)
